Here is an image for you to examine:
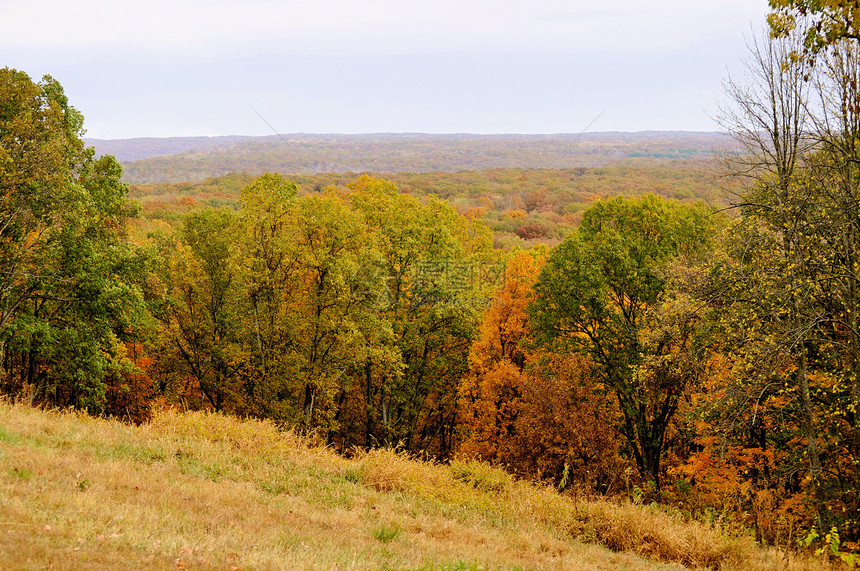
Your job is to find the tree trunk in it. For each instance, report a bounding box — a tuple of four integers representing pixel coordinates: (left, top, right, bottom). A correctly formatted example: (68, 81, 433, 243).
(796, 338, 826, 530)
(303, 383, 316, 432)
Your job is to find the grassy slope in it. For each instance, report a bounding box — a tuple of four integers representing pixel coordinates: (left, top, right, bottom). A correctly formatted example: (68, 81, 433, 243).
(0, 403, 818, 570)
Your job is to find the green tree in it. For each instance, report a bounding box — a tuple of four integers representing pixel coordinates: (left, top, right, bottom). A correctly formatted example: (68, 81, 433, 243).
(158, 209, 244, 411)
(235, 173, 300, 420)
(342, 176, 494, 456)
(289, 193, 389, 432)
(236, 174, 393, 432)
(0, 68, 151, 410)
(529, 194, 713, 488)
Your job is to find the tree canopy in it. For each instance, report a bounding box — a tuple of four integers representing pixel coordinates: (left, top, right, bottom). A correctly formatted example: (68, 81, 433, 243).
(529, 194, 715, 487)
(0, 67, 151, 411)
(769, 0, 860, 53)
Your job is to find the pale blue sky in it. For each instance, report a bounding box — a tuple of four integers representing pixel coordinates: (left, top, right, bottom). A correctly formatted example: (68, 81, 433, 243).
(3, 1, 769, 139)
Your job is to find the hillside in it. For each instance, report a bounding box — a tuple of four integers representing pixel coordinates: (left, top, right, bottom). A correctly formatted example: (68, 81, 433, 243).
(84, 136, 256, 163)
(85, 132, 735, 184)
(0, 402, 820, 570)
(127, 165, 728, 251)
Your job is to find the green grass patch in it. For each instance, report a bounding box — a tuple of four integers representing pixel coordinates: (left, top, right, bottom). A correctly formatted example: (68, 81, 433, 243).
(449, 460, 510, 493)
(0, 425, 20, 444)
(373, 523, 401, 543)
(342, 467, 363, 484)
(177, 457, 226, 481)
(100, 441, 168, 463)
(7, 466, 33, 481)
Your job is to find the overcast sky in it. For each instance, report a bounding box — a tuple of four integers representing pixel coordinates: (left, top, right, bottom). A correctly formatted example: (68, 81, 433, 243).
(3, 1, 770, 139)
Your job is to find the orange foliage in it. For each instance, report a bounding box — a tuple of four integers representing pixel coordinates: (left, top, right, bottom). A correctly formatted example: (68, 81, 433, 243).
(471, 249, 543, 367)
(515, 221, 549, 240)
(671, 435, 811, 547)
(666, 357, 822, 548)
(458, 249, 626, 490)
(463, 206, 488, 220)
(104, 342, 160, 424)
(502, 209, 527, 220)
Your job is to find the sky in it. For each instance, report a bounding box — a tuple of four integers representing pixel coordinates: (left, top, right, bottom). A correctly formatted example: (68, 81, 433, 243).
(3, 1, 770, 139)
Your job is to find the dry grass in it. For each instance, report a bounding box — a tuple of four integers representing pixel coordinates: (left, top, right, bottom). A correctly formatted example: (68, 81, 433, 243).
(0, 402, 827, 570)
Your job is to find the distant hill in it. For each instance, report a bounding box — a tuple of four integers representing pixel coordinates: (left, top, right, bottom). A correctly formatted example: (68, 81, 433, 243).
(84, 132, 736, 184)
(84, 135, 255, 163)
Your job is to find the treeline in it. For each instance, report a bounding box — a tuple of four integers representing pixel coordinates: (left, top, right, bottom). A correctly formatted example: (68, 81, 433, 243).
(4, 36, 860, 559)
(116, 132, 729, 184)
(149, 173, 496, 458)
(129, 164, 725, 250)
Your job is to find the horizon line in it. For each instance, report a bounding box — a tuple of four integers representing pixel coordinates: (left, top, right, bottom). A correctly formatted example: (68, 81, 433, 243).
(84, 130, 729, 142)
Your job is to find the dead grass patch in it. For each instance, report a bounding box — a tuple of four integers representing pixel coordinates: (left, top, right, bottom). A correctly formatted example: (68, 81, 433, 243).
(0, 402, 828, 570)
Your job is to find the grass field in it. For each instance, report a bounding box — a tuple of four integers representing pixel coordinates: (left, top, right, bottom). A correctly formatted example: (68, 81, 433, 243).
(0, 402, 825, 570)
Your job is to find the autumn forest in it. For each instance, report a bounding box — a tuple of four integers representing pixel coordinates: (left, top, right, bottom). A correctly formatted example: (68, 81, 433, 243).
(4, 3, 860, 562)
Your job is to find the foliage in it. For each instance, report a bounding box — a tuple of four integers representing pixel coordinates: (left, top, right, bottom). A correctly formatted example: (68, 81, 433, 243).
(157, 208, 244, 412)
(330, 175, 494, 455)
(128, 164, 726, 250)
(687, 30, 860, 551)
(0, 68, 152, 412)
(769, 0, 860, 54)
(457, 249, 626, 490)
(141, 173, 495, 455)
(529, 194, 716, 488)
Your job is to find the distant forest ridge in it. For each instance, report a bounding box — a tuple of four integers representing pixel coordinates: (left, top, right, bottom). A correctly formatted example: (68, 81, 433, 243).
(84, 132, 736, 184)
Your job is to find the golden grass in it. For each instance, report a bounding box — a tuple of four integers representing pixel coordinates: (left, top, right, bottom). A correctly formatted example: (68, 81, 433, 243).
(0, 402, 827, 570)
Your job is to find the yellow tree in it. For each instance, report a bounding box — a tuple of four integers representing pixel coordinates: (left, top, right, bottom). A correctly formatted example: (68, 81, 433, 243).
(157, 209, 244, 412)
(340, 175, 494, 455)
(235, 173, 300, 421)
(237, 174, 392, 432)
(769, 0, 860, 53)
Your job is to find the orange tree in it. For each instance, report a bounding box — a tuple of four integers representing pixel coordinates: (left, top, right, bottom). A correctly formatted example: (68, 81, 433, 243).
(458, 248, 626, 490)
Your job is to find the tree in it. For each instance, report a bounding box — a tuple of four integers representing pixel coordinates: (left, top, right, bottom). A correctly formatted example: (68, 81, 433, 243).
(458, 249, 545, 462)
(457, 248, 626, 490)
(235, 173, 300, 420)
(769, 0, 860, 54)
(806, 42, 860, 504)
(0, 68, 152, 411)
(289, 193, 388, 432)
(706, 30, 860, 531)
(235, 175, 394, 432)
(158, 209, 244, 411)
(529, 194, 713, 488)
(337, 175, 494, 455)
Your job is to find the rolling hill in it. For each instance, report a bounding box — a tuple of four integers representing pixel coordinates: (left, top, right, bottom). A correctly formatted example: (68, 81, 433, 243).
(84, 132, 736, 185)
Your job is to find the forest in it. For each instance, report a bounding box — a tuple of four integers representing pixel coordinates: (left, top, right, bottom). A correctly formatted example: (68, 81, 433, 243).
(3, 4, 860, 562)
(97, 131, 727, 185)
